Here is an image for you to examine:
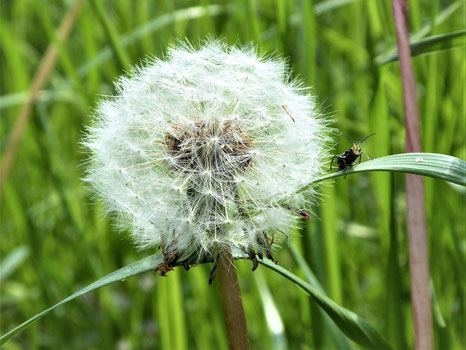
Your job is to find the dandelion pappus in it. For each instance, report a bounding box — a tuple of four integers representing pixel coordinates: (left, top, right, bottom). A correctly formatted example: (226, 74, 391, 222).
(329, 133, 376, 178)
(85, 41, 331, 285)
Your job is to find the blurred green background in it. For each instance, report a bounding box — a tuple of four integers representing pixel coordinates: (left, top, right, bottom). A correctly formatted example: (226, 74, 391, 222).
(1, 0, 464, 349)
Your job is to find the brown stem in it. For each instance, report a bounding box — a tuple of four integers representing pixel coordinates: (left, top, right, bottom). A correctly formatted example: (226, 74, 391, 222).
(391, 0, 433, 349)
(0, 0, 85, 198)
(216, 249, 250, 350)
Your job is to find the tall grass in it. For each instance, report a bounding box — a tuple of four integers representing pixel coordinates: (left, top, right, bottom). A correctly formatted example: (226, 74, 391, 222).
(1, 0, 464, 349)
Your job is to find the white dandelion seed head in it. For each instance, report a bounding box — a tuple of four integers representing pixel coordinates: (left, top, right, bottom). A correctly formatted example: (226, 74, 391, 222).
(84, 40, 331, 261)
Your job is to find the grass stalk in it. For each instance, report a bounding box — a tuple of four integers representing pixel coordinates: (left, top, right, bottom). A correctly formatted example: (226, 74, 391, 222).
(216, 248, 250, 350)
(391, 0, 434, 349)
(0, 0, 84, 198)
(89, 0, 131, 71)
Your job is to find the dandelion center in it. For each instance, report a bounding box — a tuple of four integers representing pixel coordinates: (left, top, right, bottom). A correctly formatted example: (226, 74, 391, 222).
(164, 120, 253, 178)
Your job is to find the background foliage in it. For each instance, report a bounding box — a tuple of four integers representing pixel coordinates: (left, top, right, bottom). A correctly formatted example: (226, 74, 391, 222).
(0, 0, 464, 349)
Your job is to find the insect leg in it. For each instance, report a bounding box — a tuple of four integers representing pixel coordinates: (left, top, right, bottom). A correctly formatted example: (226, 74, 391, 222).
(344, 171, 349, 179)
(341, 159, 349, 179)
(361, 151, 371, 160)
(328, 155, 337, 171)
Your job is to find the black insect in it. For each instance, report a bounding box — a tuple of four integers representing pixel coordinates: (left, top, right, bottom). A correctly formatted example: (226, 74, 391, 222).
(329, 133, 376, 178)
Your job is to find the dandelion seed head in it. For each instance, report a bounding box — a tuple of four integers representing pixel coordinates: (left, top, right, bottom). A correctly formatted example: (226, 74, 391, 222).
(84, 40, 331, 261)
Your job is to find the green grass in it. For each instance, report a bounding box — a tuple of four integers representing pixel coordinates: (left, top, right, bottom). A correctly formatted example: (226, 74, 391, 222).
(1, 0, 464, 349)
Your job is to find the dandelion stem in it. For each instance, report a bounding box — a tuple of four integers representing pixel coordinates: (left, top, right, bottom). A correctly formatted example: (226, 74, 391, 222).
(216, 248, 250, 350)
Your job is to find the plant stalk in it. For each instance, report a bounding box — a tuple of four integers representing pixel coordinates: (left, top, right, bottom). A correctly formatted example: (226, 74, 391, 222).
(216, 248, 250, 350)
(89, 0, 131, 71)
(0, 0, 84, 198)
(391, 0, 433, 349)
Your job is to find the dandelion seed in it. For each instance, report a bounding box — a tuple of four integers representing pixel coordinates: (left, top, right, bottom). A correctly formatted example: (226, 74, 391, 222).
(84, 40, 331, 266)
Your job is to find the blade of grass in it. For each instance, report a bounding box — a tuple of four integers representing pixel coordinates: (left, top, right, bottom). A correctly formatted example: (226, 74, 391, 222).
(247, 153, 464, 221)
(374, 0, 465, 63)
(155, 274, 186, 350)
(299, 0, 316, 84)
(2, 250, 391, 349)
(78, 5, 228, 78)
(254, 269, 288, 350)
(320, 186, 342, 304)
(0, 6, 229, 113)
(89, 0, 131, 71)
(367, 72, 405, 347)
(385, 183, 408, 349)
(0, 90, 81, 110)
(302, 213, 330, 348)
(0, 246, 30, 282)
(247, 0, 262, 42)
(169, 270, 188, 349)
(257, 258, 392, 350)
(186, 266, 228, 349)
(377, 30, 466, 64)
(33, 0, 88, 103)
(314, 0, 362, 15)
(391, 0, 433, 348)
(288, 245, 353, 350)
(410, 0, 465, 40)
(157, 274, 174, 350)
(299, 153, 466, 189)
(0, 253, 163, 345)
(430, 279, 446, 328)
(410, 0, 464, 41)
(0, 0, 84, 198)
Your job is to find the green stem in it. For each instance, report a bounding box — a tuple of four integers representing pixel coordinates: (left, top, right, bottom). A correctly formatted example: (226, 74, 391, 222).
(89, 0, 130, 71)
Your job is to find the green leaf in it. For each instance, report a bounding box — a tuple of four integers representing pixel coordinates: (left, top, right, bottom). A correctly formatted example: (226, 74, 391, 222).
(298, 153, 465, 195)
(258, 258, 393, 350)
(376, 30, 466, 65)
(288, 245, 353, 349)
(430, 279, 446, 328)
(253, 269, 288, 349)
(0, 246, 30, 282)
(314, 0, 362, 15)
(0, 6, 230, 112)
(410, 0, 465, 42)
(0, 254, 163, 345)
(2, 250, 392, 349)
(3, 151, 463, 345)
(89, 0, 131, 70)
(77, 5, 228, 78)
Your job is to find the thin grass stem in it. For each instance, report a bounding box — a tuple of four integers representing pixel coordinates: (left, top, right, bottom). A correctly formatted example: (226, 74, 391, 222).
(0, 0, 84, 198)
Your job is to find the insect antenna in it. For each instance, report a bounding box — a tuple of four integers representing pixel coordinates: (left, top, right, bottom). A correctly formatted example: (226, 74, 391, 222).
(343, 135, 355, 145)
(359, 133, 376, 145)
